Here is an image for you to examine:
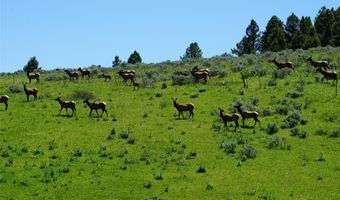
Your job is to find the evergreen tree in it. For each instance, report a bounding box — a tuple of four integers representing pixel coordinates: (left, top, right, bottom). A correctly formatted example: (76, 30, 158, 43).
(285, 13, 300, 49)
(315, 6, 336, 46)
(261, 16, 286, 52)
(127, 51, 142, 64)
(112, 55, 121, 67)
(232, 19, 261, 56)
(333, 7, 340, 46)
(300, 16, 320, 49)
(23, 56, 39, 72)
(181, 42, 203, 60)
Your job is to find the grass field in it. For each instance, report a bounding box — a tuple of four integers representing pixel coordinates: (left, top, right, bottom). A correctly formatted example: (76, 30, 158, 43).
(0, 47, 340, 199)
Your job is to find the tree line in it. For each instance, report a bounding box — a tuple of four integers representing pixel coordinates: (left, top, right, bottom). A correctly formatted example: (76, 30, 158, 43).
(232, 6, 340, 56)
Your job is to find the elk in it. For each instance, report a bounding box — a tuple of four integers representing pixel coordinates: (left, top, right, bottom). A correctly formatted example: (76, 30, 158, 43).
(190, 69, 208, 84)
(23, 83, 38, 101)
(234, 104, 260, 128)
(192, 66, 210, 74)
(132, 79, 139, 90)
(270, 59, 294, 71)
(0, 95, 9, 110)
(78, 67, 91, 79)
(83, 99, 108, 117)
(26, 71, 40, 83)
(55, 96, 76, 116)
(307, 57, 329, 69)
(117, 70, 135, 83)
(64, 70, 79, 80)
(171, 97, 194, 119)
(98, 73, 112, 81)
(218, 107, 240, 131)
(316, 67, 338, 82)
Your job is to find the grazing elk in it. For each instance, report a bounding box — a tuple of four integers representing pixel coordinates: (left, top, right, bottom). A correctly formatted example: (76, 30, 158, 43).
(307, 57, 329, 69)
(117, 70, 135, 84)
(83, 99, 108, 117)
(234, 104, 260, 128)
(171, 97, 195, 119)
(23, 83, 38, 101)
(26, 71, 40, 83)
(98, 73, 112, 81)
(0, 95, 9, 110)
(316, 67, 338, 82)
(270, 59, 294, 71)
(55, 96, 76, 116)
(190, 69, 208, 84)
(218, 107, 240, 131)
(78, 67, 91, 79)
(64, 70, 79, 80)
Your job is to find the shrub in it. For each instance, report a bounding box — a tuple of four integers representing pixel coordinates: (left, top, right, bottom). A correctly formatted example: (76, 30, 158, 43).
(209, 66, 227, 77)
(314, 128, 328, 136)
(171, 74, 191, 85)
(267, 79, 277, 86)
(281, 110, 301, 129)
(154, 171, 163, 180)
(206, 183, 214, 190)
(315, 153, 325, 161)
(196, 165, 206, 173)
(72, 148, 82, 157)
(251, 96, 260, 106)
(69, 90, 95, 100)
(220, 140, 237, 154)
(265, 123, 278, 135)
(107, 128, 116, 140)
(143, 181, 152, 189)
(262, 107, 271, 116)
(186, 151, 197, 160)
(120, 130, 130, 139)
(241, 145, 256, 160)
(275, 105, 289, 115)
(266, 135, 291, 150)
(272, 68, 291, 79)
(328, 129, 340, 138)
(286, 90, 304, 98)
(155, 92, 162, 97)
(161, 83, 167, 89)
(290, 127, 307, 138)
(7, 85, 22, 93)
(127, 137, 135, 144)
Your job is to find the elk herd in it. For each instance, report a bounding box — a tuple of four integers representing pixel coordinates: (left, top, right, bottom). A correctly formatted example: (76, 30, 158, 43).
(0, 57, 338, 131)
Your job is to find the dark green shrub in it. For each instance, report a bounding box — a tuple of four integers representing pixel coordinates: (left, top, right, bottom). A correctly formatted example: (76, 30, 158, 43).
(171, 74, 191, 85)
(275, 105, 289, 115)
(241, 145, 256, 159)
(262, 107, 272, 116)
(120, 130, 130, 139)
(209, 66, 227, 77)
(206, 183, 214, 190)
(265, 123, 278, 135)
(72, 148, 82, 157)
(143, 181, 152, 189)
(314, 128, 328, 136)
(154, 171, 163, 180)
(328, 129, 340, 138)
(69, 90, 95, 100)
(196, 165, 206, 173)
(7, 85, 22, 93)
(161, 83, 167, 89)
(286, 90, 304, 98)
(281, 110, 301, 129)
(267, 79, 277, 86)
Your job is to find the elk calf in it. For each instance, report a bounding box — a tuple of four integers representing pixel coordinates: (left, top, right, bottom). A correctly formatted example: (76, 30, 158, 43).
(171, 97, 194, 119)
(83, 99, 108, 117)
(23, 83, 38, 101)
(0, 95, 9, 110)
(55, 96, 76, 116)
(234, 104, 260, 128)
(218, 108, 240, 131)
(98, 73, 112, 81)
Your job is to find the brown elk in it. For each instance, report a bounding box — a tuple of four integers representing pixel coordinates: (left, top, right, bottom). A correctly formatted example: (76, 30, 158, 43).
(171, 97, 194, 119)
(192, 66, 210, 74)
(23, 83, 38, 101)
(26, 71, 40, 83)
(78, 67, 91, 79)
(64, 70, 79, 80)
(270, 59, 294, 71)
(218, 107, 240, 131)
(83, 99, 108, 117)
(316, 67, 337, 82)
(0, 95, 9, 110)
(234, 104, 260, 127)
(117, 70, 135, 83)
(190, 69, 208, 84)
(98, 73, 112, 81)
(307, 57, 329, 69)
(55, 96, 76, 116)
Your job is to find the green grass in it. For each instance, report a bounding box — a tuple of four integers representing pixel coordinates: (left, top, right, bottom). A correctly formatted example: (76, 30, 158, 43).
(0, 47, 340, 199)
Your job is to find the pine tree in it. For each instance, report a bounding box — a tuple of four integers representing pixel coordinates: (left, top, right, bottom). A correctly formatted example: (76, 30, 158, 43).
(23, 56, 39, 72)
(112, 55, 121, 67)
(333, 7, 340, 46)
(285, 13, 300, 49)
(315, 6, 336, 46)
(261, 16, 286, 52)
(232, 19, 261, 56)
(300, 16, 320, 49)
(127, 51, 142, 64)
(181, 42, 203, 60)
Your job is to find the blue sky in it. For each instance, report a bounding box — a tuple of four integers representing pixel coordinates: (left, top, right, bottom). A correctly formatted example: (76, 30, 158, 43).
(0, 0, 339, 72)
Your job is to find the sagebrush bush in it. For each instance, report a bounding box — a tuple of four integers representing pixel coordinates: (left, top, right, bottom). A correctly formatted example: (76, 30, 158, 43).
(7, 85, 22, 93)
(275, 105, 289, 115)
(220, 140, 237, 154)
(314, 128, 328, 136)
(209, 66, 227, 77)
(265, 123, 278, 135)
(286, 90, 304, 98)
(69, 90, 95, 100)
(281, 110, 302, 129)
(328, 129, 340, 138)
(196, 165, 206, 173)
(241, 145, 256, 160)
(171, 74, 191, 85)
(272, 68, 291, 79)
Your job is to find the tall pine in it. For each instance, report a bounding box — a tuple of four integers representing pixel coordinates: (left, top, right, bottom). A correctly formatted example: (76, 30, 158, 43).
(315, 6, 336, 46)
(300, 16, 320, 49)
(261, 16, 286, 52)
(285, 13, 300, 49)
(333, 7, 340, 46)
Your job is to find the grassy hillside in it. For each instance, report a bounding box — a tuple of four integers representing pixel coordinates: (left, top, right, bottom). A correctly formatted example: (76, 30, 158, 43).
(0, 47, 340, 200)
